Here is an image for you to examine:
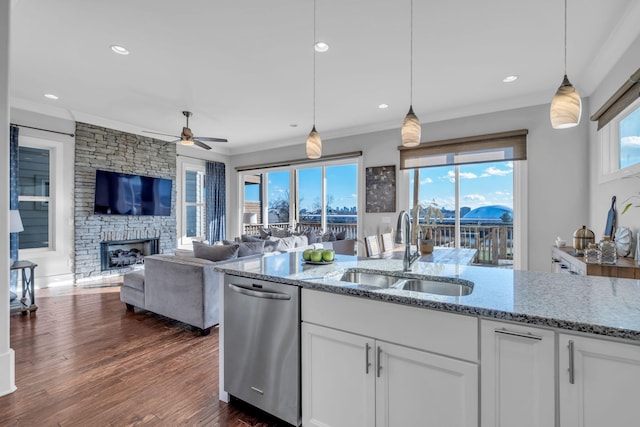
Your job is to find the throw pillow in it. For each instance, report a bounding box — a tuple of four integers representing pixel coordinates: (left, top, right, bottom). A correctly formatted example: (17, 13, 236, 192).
(263, 240, 279, 253)
(222, 239, 265, 257)
(241, 234, 264, 242)
(258, 227, 271, 239)
(297, 227, 318, 244)
(293, 235, 309, 247)
(322, 230, 336, 242)
(270, 227, 293, 238)
(268, 235, 297, 251)
(193, 241, 239, 262)
(335, 230, 346, 240)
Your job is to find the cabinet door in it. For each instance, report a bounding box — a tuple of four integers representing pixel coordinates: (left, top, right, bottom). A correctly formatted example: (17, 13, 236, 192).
(375, 340, 478, 427)
(559, 334, 640, 427)
(302, 322, 375, 427)
(481, 320, 555, 427)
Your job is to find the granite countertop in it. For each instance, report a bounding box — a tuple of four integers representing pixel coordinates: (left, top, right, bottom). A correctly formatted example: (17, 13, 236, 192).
(215, 252, 640, 341)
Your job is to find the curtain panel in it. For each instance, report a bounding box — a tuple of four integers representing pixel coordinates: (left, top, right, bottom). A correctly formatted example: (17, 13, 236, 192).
(205, 161, 226, 243)
(9, 125, 19, 299)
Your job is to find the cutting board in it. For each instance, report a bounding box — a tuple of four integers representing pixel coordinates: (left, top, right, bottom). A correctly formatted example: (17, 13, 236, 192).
(604, 196, 616, 238)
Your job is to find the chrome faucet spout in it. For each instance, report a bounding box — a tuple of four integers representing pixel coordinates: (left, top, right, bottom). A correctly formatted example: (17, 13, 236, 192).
(395, 210, 420, 271)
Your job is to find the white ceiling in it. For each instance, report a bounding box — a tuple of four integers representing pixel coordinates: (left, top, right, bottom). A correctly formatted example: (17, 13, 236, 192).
(9, 0, 640, 155)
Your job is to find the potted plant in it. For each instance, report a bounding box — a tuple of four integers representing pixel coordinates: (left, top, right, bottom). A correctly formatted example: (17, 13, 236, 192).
(412, 200, 444, 254)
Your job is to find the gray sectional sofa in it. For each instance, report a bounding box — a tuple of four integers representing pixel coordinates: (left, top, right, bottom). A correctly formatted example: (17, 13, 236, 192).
(120, 238, 348, 335)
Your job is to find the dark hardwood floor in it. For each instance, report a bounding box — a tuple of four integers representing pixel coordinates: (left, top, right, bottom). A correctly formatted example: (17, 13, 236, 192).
(1, 284, 288, 426)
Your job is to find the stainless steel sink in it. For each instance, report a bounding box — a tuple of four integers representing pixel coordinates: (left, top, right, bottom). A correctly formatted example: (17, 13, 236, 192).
(333, 269, 474, 296)
(338, 270, 400, 288)
(395, 279, 473, 296)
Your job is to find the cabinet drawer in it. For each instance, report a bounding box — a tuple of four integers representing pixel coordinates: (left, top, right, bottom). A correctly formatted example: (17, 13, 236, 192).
(302, 289, 478, 362)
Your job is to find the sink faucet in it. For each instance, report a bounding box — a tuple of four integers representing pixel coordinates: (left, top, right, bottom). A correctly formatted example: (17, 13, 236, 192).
(395, 210, 420, 271)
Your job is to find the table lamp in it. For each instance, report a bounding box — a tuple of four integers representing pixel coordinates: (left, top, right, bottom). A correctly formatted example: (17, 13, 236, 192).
(9, 209, 23, 266)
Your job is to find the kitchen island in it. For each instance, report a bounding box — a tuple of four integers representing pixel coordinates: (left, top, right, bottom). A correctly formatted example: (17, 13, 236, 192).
(216, 252, 640, 427)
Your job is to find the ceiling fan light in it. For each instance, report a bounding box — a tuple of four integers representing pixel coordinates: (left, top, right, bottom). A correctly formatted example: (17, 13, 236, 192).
(550, 75, 582, 129)
(180, 138, 194, 146)
(306, 126, 322, 159)
(401, 106, 421, 147)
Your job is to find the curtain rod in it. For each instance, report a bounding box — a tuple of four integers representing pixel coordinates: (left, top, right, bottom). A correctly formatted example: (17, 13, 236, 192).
(235, 150, 363, 172)
(10, 123, 75, 138)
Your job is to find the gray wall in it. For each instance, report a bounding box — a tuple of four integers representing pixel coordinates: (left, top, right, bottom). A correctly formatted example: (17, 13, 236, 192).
(228, 102, 590, 272)
(74, 122, 177, 280)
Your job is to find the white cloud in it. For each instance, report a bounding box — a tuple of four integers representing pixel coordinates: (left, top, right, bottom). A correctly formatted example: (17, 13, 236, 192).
(482, 167, 512, 177)
(464, 194, 486, 202)
(447, 170, 478, 182)
(621, 136, 640, 147)
(506, 161, 514, 169)
(420, 177, 433, 185)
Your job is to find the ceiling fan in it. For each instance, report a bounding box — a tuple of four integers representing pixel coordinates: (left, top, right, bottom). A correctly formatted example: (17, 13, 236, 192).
(144, 111, 228, 150)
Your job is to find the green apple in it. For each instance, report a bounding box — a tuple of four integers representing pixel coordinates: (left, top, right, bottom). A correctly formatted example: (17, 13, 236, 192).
(302, 249, 313, 261)
(310, 250, 323, 262)
(322, 249, 335, 262)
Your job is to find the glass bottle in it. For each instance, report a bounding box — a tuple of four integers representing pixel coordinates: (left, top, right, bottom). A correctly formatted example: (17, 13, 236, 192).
(599, 237, 617, 265)
(584, 243, 601, 264)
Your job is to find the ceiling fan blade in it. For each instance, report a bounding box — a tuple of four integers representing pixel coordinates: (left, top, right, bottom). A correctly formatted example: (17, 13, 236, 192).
(193, 139, 212, 150)
(143, 130, 180, 138)
(195, 136, 228, 143)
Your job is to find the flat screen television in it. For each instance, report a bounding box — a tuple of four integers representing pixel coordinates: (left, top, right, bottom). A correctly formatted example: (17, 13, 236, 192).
(94, 170, 172, 216)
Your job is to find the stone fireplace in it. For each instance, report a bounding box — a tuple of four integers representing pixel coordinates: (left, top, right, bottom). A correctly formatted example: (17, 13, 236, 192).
(73, 122, 177, 280)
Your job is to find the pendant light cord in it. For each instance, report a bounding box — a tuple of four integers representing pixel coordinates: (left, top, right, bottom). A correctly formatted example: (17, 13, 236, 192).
(563, 0, 567, 75)
(410, 0, 414, 106)
(313, 0, 317, 125)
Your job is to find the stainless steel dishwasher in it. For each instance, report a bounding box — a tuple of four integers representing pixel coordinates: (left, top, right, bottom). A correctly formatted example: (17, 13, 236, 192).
(224, 274, 300, 426)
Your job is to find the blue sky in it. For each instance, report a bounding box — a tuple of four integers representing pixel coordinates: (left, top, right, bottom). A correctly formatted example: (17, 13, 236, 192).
(250, 160, 513, 213)
(411, 161, 513, 211)
(620, 107, 640, 169)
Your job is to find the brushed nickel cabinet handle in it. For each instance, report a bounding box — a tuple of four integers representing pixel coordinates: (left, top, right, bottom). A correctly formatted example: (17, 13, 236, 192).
(568, 340, 575, 384)
(495, 328, 542, 341)
(377, 346, 382, 378)
(365, 343, 371, 374)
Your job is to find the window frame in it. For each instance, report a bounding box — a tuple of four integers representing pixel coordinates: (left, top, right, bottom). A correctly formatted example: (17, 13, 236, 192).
(177, 159, 207, 248)
(17, 137, 58, 254)
(237, 157, 362, 238)
(599, 96, 640, 183)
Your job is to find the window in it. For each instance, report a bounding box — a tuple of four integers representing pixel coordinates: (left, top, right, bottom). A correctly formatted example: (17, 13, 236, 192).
(599, 98, 640, 182)
(18, 146, 51, 249)
(184, 169, 206, 239)
(239, 158, 360, 239)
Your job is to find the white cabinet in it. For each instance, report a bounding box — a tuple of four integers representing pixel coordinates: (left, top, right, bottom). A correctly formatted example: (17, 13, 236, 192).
(376, 339, 477, 427)
(559, 334, 640, 427)
(480, 320, 555, 427)
(302, 322, 375, 427)
(301, 290, 478, 427)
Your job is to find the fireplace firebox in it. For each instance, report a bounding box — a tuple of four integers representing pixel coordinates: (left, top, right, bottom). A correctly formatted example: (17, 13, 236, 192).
(100, 238, 159, 271)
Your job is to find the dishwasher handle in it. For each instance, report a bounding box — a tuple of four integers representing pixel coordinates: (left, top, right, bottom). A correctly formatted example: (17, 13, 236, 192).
(228, 283, 292, 300)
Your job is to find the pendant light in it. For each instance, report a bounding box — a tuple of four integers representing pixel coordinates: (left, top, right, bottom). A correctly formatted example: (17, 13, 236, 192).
(306, 0, 322, 159)
(401, 0, 421, 147)
(550, 0, 582, 129)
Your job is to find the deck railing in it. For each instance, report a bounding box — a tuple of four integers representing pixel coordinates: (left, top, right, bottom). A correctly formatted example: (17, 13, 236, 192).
(242, 222, 358, 240)
(424, 224, 513, 265)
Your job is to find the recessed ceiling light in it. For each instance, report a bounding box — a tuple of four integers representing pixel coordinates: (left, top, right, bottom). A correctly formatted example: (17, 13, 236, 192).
(314, 42, 329, 53)
(378, 103, 389, 109)
(44, 93, 59, 100)
(110, 45, 130, 55)
(503, 75, 518, 83)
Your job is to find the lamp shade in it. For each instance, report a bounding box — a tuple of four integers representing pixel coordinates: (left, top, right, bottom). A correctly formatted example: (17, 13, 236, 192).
(306, 126, 322, 159)
(10, 210, 24, 233)
(550, 75, 582, 129)
(401, 106, 421, 147)
(243, 212, 258, 224)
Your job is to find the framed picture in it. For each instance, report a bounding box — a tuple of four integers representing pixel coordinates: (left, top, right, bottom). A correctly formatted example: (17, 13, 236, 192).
(365, 165, 396, 213)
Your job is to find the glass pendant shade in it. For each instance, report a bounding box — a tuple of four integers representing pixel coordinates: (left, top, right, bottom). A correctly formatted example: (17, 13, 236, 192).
(401, 106, 421, 147)
(180, 138, 194, 146)
(550, 74, 582, 129)
(306, 126, 322, 159)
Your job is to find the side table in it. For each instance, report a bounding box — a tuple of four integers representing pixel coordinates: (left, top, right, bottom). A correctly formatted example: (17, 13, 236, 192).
(9, 260, 38, 316)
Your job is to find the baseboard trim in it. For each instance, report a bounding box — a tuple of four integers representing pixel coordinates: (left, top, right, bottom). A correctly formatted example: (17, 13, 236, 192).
(0, 348, 16, 397)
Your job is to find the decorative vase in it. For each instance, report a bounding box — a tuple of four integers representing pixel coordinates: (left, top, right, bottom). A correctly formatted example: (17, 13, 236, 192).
(419, 239, 434, 254)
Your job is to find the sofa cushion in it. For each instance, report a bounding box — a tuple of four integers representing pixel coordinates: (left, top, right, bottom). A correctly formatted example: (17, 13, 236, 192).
(241, 234, 263, 243)
(322, 230, 336, 242)
(270, 227, 293, 238)
(267, 235, 297, 251)
(258, 227, 271, 239)
(193, 241, 239, 262)
(123, 271, 145, 292)
(223, 239, 265, 257)
(335, 230, 346, 240)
